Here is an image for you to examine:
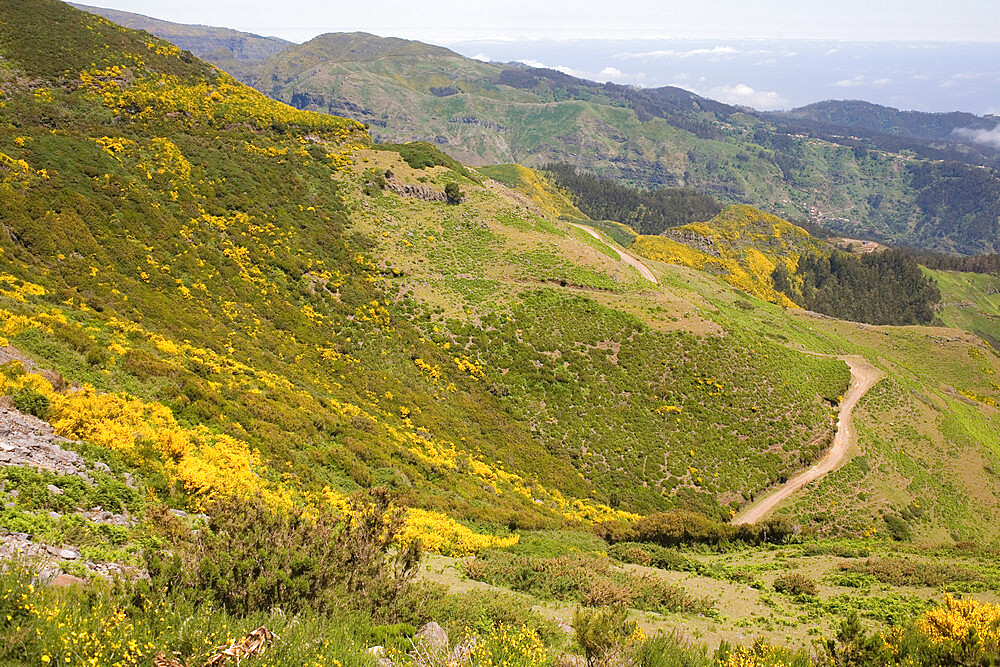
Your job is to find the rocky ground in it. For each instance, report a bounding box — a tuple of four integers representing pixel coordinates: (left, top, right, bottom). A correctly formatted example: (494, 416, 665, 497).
(0, 347, 142, 584)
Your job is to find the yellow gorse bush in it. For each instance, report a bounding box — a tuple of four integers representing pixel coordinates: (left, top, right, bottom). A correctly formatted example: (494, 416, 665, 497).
(399, 508, 519, 557)
(717, 641, 792, 667)
(470, 624, 548, 667)
(0, 366, 271, 506)
(918, 594, 1000, 650)
(80, 66, 366, 144)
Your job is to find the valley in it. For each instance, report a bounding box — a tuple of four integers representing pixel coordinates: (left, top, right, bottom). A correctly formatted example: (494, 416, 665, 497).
(0, 2, 998, 666)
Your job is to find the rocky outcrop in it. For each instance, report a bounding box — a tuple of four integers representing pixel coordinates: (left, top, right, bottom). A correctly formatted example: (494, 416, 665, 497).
(387, 182, 447, 202)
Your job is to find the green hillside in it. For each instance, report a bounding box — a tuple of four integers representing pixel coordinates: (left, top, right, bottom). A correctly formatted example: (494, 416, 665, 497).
(248, 34, 1000, 255)
(2, 3, 1000, 665)
(928, 268, 1000, 346)
(70, 8, 1000, 254)
(69, 2, 290, 82)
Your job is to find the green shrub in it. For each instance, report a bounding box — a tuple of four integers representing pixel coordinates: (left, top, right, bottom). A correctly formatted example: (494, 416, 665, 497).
(773, 572, 818, 597)
(375, 142, 481, 183)
(574, 606, 640, 667)
(12, 387, 50, 419)
(146, 488, 420, 619)
(607, 542, 714, 576)
(838, 558, 981, 588)
(445, 182, 464, 204)
(431, 589, 562, 645)
(462, 550, 712, 615)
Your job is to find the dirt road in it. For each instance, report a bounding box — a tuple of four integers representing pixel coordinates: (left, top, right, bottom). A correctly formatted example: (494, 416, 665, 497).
(568, 222, 658, 284)
(732, 355, 883, 525)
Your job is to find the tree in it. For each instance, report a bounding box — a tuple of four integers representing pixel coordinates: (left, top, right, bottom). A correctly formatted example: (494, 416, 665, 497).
(445, 182, 464, 204)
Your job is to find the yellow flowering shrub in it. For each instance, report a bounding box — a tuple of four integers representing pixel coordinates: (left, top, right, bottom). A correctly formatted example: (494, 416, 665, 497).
(630, 205, 814, 307)
(400, 508, 519, 556)
(80, 66, 367, 145)
(918, 594, 1000, 651)
(470, 624, 548, 667)
(0, 365, 270, 505)
(718, 641, 793, 667)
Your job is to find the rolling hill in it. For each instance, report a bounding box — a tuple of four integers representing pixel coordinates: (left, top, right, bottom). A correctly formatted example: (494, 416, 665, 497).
(67, 6, 1000, 254)
(2, 2, 1000, 664)
(68, 2, 290, 82)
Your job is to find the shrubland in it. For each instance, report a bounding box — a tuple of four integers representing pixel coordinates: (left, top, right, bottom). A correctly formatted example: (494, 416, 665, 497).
(0, 3, 999, 665)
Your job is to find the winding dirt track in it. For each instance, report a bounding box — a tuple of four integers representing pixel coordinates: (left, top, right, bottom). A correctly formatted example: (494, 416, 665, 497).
(733, 355, 884, 525)
(568, 222, 658, 284)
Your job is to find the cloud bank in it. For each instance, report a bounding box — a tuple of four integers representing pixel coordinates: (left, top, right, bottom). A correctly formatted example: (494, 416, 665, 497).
(953, 125, 1000, 149)
(704, 83, 789, 110)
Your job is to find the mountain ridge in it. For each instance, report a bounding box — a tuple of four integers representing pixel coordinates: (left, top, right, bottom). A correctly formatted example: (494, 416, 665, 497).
(70, 4, 1000, 254)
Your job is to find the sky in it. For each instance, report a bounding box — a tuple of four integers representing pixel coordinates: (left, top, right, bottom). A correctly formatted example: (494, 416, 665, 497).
(82, 1, 1000, 114)
(85, 0, 1000, 43)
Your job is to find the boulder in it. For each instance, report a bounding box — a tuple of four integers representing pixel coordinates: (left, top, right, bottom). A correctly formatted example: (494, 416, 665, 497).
(417, 622, 449, 653)
(51, 573, 85, 587)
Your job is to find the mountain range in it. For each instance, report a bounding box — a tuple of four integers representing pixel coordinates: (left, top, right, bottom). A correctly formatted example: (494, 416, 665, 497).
(69, 6, 1000, 255)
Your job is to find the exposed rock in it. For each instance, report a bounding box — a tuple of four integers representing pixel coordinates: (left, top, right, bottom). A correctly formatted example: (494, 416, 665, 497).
(2, 533, 137, 581)
(51, 573, 85, 587)
(387, 182, 447, 203)
(0, 406, 94, 483)
(44, 544, 78, 560)
(169, 508, 188, 519)
(417, 622, 449, 653)
(46, 484, 62, 495)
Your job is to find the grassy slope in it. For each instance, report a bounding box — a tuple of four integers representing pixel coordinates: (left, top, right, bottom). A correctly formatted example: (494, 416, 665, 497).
(926, 268, 1000, 347)
(1, 0, 997, 548)
(478, 163, 587, 220)
(0, 0, 854, 535)
(239, 34, 999, 253)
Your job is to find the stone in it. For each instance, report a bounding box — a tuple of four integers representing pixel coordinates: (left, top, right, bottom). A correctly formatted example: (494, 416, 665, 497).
(417, 622, 449, 654)
(58, 549, 78, 560)
(367, 646, 385, 658)
(46, 484, 63, 495)
(93, 461, 111, 473)
(7, 489, 17, 498)
(47, 511, 61, 520)
(51, 573, 85, 587)
(169, 509, 188, 519)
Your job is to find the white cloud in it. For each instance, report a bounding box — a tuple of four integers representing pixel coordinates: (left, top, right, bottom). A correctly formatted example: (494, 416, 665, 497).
(613, 45, 743, 60)
(953, 125, 1000, 148)
(704, 83, 789, 110)
(515, 58, 645, 85)
(833, 74, 890, 87)
(516, 58, 578, 76)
